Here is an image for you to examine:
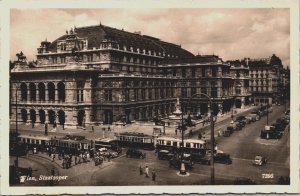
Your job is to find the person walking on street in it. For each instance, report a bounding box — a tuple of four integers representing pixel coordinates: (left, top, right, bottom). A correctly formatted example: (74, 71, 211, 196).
(145, 166, 149, 178)
(139, 165, 143, 175)
(152, 170, 156, 181)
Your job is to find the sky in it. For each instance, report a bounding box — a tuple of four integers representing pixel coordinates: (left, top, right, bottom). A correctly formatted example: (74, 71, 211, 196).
(10, 8, 290, 66)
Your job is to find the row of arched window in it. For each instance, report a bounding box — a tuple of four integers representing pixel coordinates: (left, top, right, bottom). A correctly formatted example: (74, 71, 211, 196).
(19, 82, 65, 102)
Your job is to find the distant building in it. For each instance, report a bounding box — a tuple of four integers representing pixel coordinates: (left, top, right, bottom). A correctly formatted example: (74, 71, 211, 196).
(247, 54, 287, 105)
(228, 59, 251, 109)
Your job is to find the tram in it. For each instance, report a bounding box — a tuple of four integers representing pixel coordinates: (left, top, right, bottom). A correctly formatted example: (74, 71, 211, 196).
(115, 132, 155, 150)
(17, 134, 52, 152)
(51, 135, 92, 154)
(156, 136, 207, 154)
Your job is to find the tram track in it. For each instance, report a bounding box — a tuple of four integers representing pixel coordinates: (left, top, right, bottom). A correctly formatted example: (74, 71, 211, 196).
(21, 155, 61, 186)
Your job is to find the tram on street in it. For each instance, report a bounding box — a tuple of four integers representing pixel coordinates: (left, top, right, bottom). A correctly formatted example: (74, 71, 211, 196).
(115, 132, 155, 150)
(155, 136, 207, 154)
(17, 134, 52, 152)
(51, 135, 92, 154)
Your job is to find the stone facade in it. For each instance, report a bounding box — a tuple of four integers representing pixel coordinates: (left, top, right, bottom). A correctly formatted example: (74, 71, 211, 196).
(10, 24, 289, 129)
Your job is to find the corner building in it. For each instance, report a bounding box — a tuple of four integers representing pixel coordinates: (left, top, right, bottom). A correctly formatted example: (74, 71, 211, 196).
(10, 24, 280, 129)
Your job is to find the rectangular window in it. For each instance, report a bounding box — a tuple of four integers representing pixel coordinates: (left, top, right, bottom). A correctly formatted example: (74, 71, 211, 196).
(166, 141, 171, 146)
(202, 67, 206, 77)
(173, 142, 177, 147)
(182, 68, 186, 77)
(104, 90, 112, 101)
(186, 143, 191, 148)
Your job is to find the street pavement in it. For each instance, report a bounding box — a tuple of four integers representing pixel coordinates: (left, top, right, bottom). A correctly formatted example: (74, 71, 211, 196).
(9, 104, 290, 185)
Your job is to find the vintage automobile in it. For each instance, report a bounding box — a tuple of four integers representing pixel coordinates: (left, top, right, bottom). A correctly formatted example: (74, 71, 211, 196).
(260, 125, 283, 140)
(214, 153, 232, 164)
(191, 153, 211, 165)
(253, 155, 267, 166)
(126, 148, 146, 159)
(236, 115, 250, 124)
(234, 177, 257, 185)
(157, 150, 175, 160)
(169, 157, 193, 170)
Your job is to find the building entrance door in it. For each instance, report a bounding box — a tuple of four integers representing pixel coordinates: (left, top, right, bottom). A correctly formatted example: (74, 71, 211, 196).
(104, 110, 113, 124)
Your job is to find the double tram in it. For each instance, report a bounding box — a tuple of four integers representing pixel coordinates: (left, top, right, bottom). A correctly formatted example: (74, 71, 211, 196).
(16, 134, 92, 154)
(156, 136, 207, 154)
(115, 132, 155, 150)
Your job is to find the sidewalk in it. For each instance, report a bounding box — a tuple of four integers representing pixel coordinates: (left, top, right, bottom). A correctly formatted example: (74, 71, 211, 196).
(10, 105, 259, 140)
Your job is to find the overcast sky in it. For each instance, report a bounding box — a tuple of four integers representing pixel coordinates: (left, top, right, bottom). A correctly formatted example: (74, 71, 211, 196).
(10, 8, 290, 66)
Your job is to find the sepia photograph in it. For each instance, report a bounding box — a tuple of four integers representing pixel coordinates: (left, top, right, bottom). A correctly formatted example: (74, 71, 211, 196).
(1, 0, 299, 194)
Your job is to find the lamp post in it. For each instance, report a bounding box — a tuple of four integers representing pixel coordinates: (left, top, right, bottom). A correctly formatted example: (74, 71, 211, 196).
(179, 100, 186, 175)
(188, 93, 215, 184)
(266, 103, 269, 125)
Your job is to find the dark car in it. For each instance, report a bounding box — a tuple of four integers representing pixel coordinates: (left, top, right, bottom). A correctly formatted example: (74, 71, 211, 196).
(237, 115, 251, 124)
(126, 149, 146, 159)
(169, 157, 193, 170)
(214, 153, 232, 164)
(234, 177, 257, 185)
(158, 150, 175, 160)
(191, 153, 211, 165)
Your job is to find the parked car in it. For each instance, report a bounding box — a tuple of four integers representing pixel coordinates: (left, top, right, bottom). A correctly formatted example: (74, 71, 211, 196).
(169, 157, 193, 170)
(253, 155, 267, 166)
(191, 153, 211, 165)
(236, 115, 250, 124)
(249, 112, 260, 121)
(126, 149, 146, 159)
(260, 125, 283, 139)
(234, 177, 257, 185)
(158, 150, 175, 160)
(214, 153, 232, 164)
(245, 114, 256, 122)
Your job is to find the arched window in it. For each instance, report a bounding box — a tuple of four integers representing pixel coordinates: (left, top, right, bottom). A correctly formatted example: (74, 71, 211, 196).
(20, 83, 27, 101)
(48, 110, 56, 124)
(38, 83, 45, 101)
(47, 82, 55, 101)
(21, 109, 27, 123)
(39, 109, 45, 124)
(58, 110, 65, 125)
(29, 83, 36, 101)
(29, 109, 36, 123)
(57, 82, 65, 102)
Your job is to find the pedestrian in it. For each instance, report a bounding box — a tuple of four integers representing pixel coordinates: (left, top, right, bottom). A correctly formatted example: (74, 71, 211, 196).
(139, 165, 143, 175)
(175, 129, 177, 135)
(62, 159, 65, 169)
(92, 126, 94, 132)
(198, 133, 202, 140)
(145, 166, 149, 178)
(28, 166, 32, 177)
(75, 156, 77, 165)
(202, 120, 205, 127)
(152, 170, 156, 181)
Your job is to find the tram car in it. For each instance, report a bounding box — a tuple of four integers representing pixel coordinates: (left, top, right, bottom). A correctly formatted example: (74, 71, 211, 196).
(156, 136, 207, 154)
(51, 135, 92, 154)
(17, 134, 52, 153)
(115, 132, 155, 150)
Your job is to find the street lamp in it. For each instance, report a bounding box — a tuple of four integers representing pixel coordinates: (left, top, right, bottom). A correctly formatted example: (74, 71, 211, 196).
(179, 100, 187, 175)
(188, 93, 215, 185)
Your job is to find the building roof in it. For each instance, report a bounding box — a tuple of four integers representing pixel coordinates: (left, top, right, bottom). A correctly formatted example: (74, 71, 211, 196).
(47, 24, 194, 59)
(160, 55, 222, 65)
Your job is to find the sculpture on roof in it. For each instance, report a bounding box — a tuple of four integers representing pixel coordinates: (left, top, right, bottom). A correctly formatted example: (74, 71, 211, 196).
(16, 51, 27, 62)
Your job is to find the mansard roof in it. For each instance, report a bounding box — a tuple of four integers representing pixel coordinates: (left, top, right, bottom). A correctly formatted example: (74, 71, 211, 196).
(47, 24, 194, 58)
